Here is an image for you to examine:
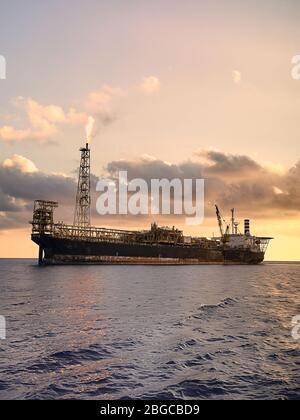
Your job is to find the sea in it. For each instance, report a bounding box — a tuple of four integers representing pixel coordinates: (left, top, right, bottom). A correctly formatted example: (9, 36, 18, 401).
(0, 259, 299, 400)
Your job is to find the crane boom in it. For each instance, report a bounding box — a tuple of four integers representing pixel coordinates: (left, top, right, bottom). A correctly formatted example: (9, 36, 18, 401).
(215, 205, 224, 237)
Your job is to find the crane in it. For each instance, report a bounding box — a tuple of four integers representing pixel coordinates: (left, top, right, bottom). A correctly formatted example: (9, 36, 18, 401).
(215, 205, 225, 238)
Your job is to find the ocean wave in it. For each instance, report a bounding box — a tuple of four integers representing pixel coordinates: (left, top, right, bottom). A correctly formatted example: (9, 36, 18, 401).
(2, 261, 300, 400)
(191, 297, 238, 320)
(166, 379, 233, 399)
(26, 346, 112, 373)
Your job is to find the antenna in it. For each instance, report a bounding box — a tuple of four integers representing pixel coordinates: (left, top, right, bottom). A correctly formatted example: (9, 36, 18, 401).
(73, 142, 91, 228)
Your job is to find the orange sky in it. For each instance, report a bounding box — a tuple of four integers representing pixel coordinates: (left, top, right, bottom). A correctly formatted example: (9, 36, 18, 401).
(0, 1, 300, 260)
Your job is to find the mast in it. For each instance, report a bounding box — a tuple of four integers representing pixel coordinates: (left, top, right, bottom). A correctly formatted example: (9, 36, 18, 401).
(73, 142, 91, 228)
(231, 208, 235, 235)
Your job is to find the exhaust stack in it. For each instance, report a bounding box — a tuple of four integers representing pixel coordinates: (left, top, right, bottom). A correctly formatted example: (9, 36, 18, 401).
(244, 219, 250, 236)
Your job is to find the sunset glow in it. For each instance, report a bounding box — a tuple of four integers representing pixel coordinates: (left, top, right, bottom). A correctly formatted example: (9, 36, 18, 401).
(1, 0, 300, 260)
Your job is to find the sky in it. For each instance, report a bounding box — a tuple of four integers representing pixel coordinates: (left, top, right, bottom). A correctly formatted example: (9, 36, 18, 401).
(0, 0, 300, 260)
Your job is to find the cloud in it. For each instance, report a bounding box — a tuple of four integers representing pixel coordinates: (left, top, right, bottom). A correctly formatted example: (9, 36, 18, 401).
(232, 70, 242, 85)
(3, 155, 38, 173)
(0, 191, 21, 213)
(0, 92, 116, 143)
(0, 163, 75, 204)
(0, 156, 106, 231)
(273, 186, 284, 195)
(139, 76, 161, 94)
(0, 97, 88, 143)
(0, 126, 33, 142)
(105, 150, 300, 218)
(0, 155, 77, 229)
(196, 149, 261, 179)
(107, 156, 183, 181)
(0, 78, 161, 144)
(85, 85, 125, 114)
(0, 149, 300, 232)
(66, 108, 88, 125)
(262, 161, 286, 175)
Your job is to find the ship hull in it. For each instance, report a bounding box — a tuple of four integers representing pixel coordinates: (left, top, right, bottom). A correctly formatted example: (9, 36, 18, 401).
(32, 235, 265, 265)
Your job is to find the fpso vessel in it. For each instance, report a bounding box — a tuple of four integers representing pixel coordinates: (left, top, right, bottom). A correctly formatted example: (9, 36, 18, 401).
(30, 143, 272, 265)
